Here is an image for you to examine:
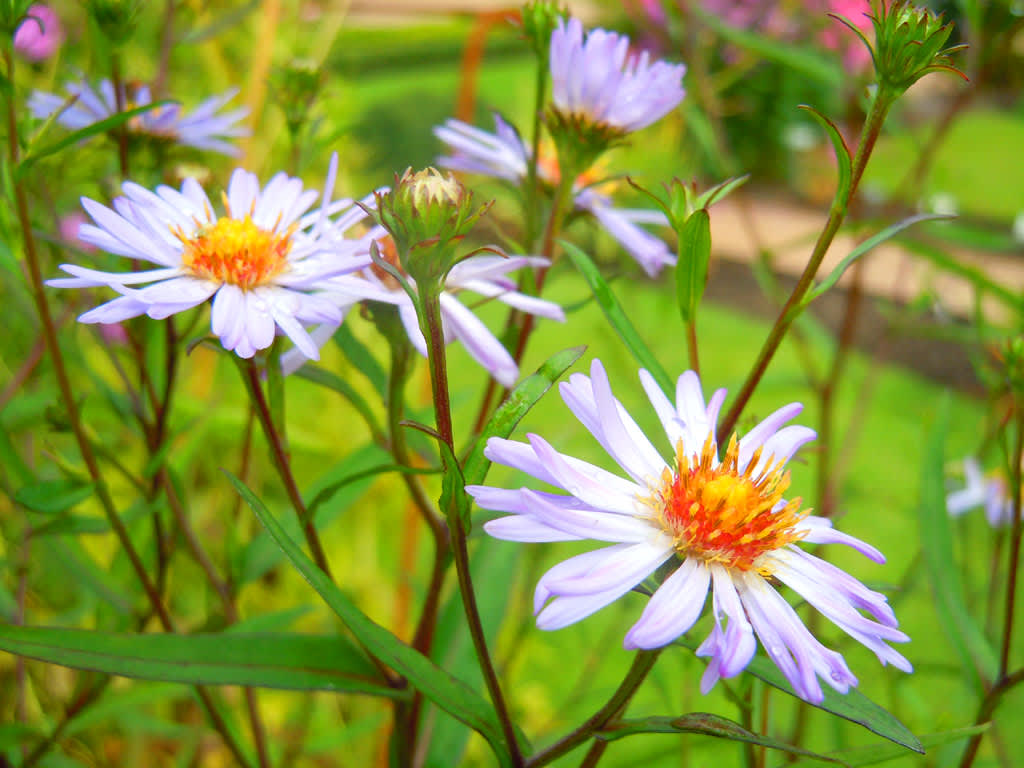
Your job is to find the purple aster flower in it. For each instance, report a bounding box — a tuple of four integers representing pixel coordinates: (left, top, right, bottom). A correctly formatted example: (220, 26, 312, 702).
(549, 17, 685, 134)
(28, 77, 249, 156)
(434, 114, 674, 276)
(283, 239, 565, 388)
(47, 155, 374, 360)
(468, 360, 911, 703)
(947, 457, 1018, 528)
(14, 4, 63, 62)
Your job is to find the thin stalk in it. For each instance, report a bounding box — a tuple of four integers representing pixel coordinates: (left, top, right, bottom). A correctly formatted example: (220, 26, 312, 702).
(526, 650, 661, 767)
(685, 320, 700, 378)
(243, 359, 333, 578)
(152, 0, 177, 96)
(419, 288, 522, 767)
(998, 412, 1023, 677)
(958, 668, 1024, 768)
(523, 56, 549, 249)
(716, 89, 895, 443)
(109, 52, 130, 179)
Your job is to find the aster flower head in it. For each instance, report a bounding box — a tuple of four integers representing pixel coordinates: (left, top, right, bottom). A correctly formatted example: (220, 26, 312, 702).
(947, 458, 1018, 528)
(284, 238, 565, 388)
(13, 4, 63, 62)
(29, 77, 249, 156)
(547, 17, 685, 153)
(469, 361, 911, 703)
(434, 114, 673, 276)
(48, 155, 374, 361)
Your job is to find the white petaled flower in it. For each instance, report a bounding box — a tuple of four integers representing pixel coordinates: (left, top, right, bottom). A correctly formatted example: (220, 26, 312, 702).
(947, 457, 1017, 528)
(29, 77, 249, 156)
(48, 155, 374, 360)
(283, 238, 565, 388)
(434, 114, 673, 276)
(468, 360, 911, 703)
(549, 17, 686, 134)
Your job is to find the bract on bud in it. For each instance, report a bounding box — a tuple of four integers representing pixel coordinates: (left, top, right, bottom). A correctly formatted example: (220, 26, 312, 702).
(839, 0, 965, 95)
(520, 0, 567, 61)
(85, 0, 141, 46)
(373, 167, 491, 289)
(1, 1, 36, 41)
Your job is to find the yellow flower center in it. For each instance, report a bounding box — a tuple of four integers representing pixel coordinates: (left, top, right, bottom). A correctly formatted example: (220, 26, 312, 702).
(641, 434, 808, 573)
(178, 213, 293, 290)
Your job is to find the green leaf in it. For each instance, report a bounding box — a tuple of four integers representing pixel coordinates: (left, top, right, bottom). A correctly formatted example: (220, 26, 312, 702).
(17, 102, 174, 178)
(599, 713, 846, 765)
(804, 214, 950, 305)
(694, 7, 842, 87)
(675, 208, 711, 324)
(673, 638, 923, 752)
(563, 240, 673, 396)
(293, 364, 384, 438)
(0, 625, 401, 697)
(786, 723, 991, 766)
(798, 105, 852, 210)
(14, 479, 94, 514)
(226, 472, 516, 767)
(918, 394, 999, 685)
(462, 346, 585, 486)
(306, 462, 439, 523)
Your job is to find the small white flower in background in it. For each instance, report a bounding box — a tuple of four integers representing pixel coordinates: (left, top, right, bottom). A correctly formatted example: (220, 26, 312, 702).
(282, 238, 565, 389)
(1012, 212, 1024, 245)
(947, 457, 1018, 528)
(549, 17, 686, 134)
(48, 155, 373, 360)
(434, 114, 674, 276)
(925, 192, 958, 218)
(29, 77, 249, 156)
(469, 360, 911, 703)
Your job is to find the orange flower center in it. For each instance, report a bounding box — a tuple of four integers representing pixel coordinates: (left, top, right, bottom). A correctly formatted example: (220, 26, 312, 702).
(641, 434, 808, 573)
(179, 214, 293, 290)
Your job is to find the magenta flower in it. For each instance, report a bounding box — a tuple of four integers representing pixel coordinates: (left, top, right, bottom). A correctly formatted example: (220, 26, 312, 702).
(469, 360, 911, 703)
(13, 4, 63, 62)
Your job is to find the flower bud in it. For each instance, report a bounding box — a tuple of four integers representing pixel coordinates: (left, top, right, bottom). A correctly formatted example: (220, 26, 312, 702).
(85, 0, 141, 47)
(519, 0, 566, 61)
(373, 167, 491, 289)
(271, 58, 323, 138)
(843, 0, 965, 95)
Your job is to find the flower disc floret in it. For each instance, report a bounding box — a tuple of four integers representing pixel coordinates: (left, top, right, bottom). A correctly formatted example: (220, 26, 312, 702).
(649, 435, 807, 572)
(179, 215, 293, 289)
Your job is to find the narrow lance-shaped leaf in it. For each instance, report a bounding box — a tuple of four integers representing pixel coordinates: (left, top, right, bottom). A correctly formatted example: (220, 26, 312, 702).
(787, 723, 991, 767)
(17, 102, 175, 178)
(15, 479, 95, 514)
(918, 394, 998, 686)
(563, 240, 673, 397)
(799, 105, 852, 211)
(673, 637, 924, 752)
(803, 213, 952, 306)
(599, 713, 847, 765)
(675, 208, 711, 325)
(463, 345, 586, 486)
(0, 625, 402, 698)
(226, 472, 517, 768)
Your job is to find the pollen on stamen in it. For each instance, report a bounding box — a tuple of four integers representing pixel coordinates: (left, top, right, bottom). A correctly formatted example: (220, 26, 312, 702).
(178, 215, 294, 290)
(642, 433, 809, 573)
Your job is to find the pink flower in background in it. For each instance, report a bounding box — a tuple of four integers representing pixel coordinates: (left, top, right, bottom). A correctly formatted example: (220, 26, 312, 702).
(13, 4, 63, 62)
(59, 212, 96, 253)
(821, 0, 874, 71)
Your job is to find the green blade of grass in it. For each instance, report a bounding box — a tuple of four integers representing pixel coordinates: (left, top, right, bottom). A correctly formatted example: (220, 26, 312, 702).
(0, 626, 401, 698)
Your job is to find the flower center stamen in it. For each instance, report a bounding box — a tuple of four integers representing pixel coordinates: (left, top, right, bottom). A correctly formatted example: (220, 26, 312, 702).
(643, 433, 808, 573)
(179, 214, 293, 290)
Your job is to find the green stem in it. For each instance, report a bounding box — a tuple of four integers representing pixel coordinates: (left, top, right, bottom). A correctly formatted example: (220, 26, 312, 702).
(523, 57, 549, 248)
(716, 89, 895, 443)
(243, 360, 333, 579)
(958, 668, 1024, 768)
(998, 411, 1024, 678)
(527, 650, 661, 767)
(418, 287, 523, 767)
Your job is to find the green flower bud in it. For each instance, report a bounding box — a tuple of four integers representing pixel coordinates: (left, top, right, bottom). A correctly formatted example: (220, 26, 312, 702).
(374, 167, 491, 290)
(841, 0, 966, 95)
(520, 0, 567, 60)
(271, 58, 323, 138)
(85, 0, 142, 47)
